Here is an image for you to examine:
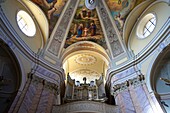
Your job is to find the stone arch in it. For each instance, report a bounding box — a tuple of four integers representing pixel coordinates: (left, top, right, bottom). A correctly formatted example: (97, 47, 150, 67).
(0, 39, 22, 113)
(149, 45, 170, 112)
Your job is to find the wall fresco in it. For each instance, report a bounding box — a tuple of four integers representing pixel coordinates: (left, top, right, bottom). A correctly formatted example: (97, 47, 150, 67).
(31, 0, 68, 35)
(106, 0, 145, 36)
(64, 0, 107, 49)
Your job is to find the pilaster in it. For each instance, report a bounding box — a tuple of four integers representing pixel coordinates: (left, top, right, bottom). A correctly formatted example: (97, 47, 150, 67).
(10, 73, 33, 113)
(96, 0, 130, 67)
(113, 75, 158, 113)
(44, 0, 80, 64)
(28, 76, 45, 113)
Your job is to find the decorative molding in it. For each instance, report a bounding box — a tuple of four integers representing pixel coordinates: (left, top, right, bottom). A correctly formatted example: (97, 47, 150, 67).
(0, 5, 65, 83)
(96, 0, 124, 58)
(74, 54, 97, 65)
(112, 75, 145, 96)
(70, 69, 100, 83)
(0, 18, 64, 84)
(34, 65, 61, 85)
(52, 101, 120, 113)
(31, 74, 59, 93)
(0, 27, 16, 50)
(47, 0, 79, 57)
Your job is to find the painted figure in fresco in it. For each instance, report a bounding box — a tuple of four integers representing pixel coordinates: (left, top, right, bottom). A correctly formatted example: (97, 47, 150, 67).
(76, 24, 83, 37)
(74, 24, 78, 35)
(114, 13, 124, 30)
(89, 22, 96, 36)
(106, 0, 129, 11)
(84, 27, 88, 37)
(32, 0, 57, 9)
(106, 0, 137, 35)
(82, 8, 87, 18)
(87, 10, 91, 18)
(47, 0, 67, 19)
(32, 0, 68, 20)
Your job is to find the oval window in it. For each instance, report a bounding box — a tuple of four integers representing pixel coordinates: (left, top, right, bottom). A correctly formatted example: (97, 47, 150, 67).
(136, 13, 156, 39)
(17, 10, 36, 37)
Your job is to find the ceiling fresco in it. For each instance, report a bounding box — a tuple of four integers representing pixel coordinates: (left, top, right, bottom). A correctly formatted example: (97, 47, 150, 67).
(64, 0, 107, 49)
(105, 0, 145, 35)
(30, 0, 146, 49)
(70, 69, 101, 83)
(31, 0, 68, 35)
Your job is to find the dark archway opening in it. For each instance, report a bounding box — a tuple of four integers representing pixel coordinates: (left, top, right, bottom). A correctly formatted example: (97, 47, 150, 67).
(0, 39, 21, 113)
(151, 45, 170, 113)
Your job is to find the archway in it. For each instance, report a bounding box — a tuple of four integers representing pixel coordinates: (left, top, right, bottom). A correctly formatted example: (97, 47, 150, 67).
(150, 45, 170, 113)
(62, 41, 110, 82)
(61, 41, 110, 102)
(0, 40, 21, 113)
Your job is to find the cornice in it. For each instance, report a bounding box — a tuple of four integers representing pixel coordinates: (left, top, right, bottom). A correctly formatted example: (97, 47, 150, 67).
(107, 17, 170, 85)
(28, 73, 59, 92)
(112, 75, 145, 96)
(0, 7, 65, 84)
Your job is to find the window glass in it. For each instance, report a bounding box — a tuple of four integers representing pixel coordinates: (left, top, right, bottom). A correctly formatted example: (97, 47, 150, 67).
(143, 16, 156, 38)
(136, 13, 156, 39)
(17, 10, 36, 37)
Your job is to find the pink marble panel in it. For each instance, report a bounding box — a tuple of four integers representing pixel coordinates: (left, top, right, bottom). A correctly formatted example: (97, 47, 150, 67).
(36, 89, 50, 113)
(134, 86, 154, 113)
(117, 90, 135, 113)
(18, 84, 37, 113)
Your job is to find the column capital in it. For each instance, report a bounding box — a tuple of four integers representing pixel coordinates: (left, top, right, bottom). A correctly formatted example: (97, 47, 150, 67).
(112, 75, 145, 96)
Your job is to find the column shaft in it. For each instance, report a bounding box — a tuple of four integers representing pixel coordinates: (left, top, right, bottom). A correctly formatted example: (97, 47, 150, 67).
(12, 75, 32, 113)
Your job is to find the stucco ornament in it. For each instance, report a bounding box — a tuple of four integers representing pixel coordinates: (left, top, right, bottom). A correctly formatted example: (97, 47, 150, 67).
(85, 0, 97, 10)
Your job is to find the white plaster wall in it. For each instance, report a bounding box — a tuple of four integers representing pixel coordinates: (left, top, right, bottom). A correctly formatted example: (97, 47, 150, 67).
(129, 2, 170, 55)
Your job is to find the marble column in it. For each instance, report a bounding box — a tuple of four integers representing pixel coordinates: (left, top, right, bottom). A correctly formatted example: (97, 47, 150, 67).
(36, 82, 58, 113)
(143, 86, 164, 113)
(114, 82, 135, 113)
(128, 85, 144, 113)
(45, 89, 55, 113)
(113, 75, 160, 113)
(28, 77, 45, 113)
(11, 73, 33, 113)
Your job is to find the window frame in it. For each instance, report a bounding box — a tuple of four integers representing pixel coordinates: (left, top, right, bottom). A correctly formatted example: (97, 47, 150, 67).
(16, 10, 36, 37)
(136, 13, 157, 39)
